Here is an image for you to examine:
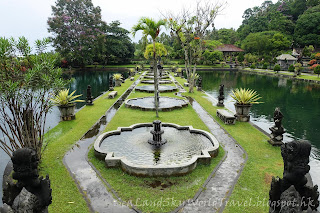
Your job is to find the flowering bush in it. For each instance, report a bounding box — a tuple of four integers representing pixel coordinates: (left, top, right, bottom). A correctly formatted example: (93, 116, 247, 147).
(308, 59, 317, 66)
(315, 53, 320, 60)
(309, 64, 320, 70)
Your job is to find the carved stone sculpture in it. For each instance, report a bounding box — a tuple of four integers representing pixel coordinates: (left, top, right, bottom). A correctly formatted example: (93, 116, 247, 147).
(1, 148, 52, 213)
(269, 140, 319, 213)
(268, 107, 285, 146)
(109, 76, 114, 91)
(217, 84, 224, 107)
(197, 77, 202, 91)
(86, 85, 93, 105)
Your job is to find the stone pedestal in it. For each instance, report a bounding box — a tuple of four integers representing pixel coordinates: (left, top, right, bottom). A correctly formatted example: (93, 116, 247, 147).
(148, 120, 167, 147)
(268, 126, 285, 146)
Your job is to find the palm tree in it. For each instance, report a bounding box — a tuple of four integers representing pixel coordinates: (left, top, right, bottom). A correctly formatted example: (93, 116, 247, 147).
(132, 17, 166, 117)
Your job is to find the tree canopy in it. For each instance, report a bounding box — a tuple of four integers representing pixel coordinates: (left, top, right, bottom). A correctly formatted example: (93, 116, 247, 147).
(48, 0, 134, 66)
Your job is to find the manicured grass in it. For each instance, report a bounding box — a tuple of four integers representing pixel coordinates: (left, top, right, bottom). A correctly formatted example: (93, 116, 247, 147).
(39, 74, 141, 212)
(88, 86, 225, 213)
(175, 77, 283, 212)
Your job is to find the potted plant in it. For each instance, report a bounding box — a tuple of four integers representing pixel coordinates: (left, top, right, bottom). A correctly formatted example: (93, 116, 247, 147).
(113, 73, 123, 86)
(230, 88, 262, 122)
(51, 89, 84, 121)
(176, 68, 182, 77)
(129, 68, 135, 77)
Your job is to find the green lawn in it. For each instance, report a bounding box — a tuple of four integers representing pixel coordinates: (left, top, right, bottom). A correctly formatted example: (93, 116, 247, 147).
(88, 87, 225, 213)
(175, 77, 283, 212)
(39, 74, 141, 212)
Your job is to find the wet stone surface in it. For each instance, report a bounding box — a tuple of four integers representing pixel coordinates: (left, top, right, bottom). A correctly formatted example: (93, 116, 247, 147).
(135, 85, 178, 93)
(125, 97, 188, 111)
(100, 127, 214, 166)
(143, 75, 170, 79)
(141, 80, 172, 84)
(178, 98, 247, 213)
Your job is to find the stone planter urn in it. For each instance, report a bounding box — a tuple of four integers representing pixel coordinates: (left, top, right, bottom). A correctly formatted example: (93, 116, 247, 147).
(234, 103, 252, 122)
(115, 79, 122, 87)
(58, 104, 76, 121)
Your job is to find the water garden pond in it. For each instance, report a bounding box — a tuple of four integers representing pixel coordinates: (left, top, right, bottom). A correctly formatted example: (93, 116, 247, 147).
(0, 68, 128, 205)
(1, 69, 320, 205)
(199, 70, 320, 187)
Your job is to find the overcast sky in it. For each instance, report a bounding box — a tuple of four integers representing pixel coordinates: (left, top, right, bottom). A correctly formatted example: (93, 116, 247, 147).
(0, 0, 273, 50)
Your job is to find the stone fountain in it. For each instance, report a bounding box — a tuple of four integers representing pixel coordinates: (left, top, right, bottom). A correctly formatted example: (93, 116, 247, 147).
(148, 120, 167, 146)
(94, 120, 219, 177)
(125, 66, 188, 111)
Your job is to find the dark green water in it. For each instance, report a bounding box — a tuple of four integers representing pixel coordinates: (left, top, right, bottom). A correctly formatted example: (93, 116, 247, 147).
(68, 69, 129, 109)
(199, 70, 320, 186)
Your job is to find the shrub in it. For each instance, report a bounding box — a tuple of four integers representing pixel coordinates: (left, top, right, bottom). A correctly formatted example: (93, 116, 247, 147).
(314, 65, 320, 77)
(309, 64, 319, 70)
(288, 64, 295, 72)
(250, 63, 256, 69)
(274, 64, 281, 72)
(308, 59, 317, 66)
(262, 62, 268, 69)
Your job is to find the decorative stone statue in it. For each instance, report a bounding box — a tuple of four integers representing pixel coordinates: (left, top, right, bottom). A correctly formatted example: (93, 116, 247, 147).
(217, 84, 224, 107)
(109, 76, 114, 91)
(197, 77, 202, 91)
(1, 148, 52, 213)
(268, 107, 285, 146)
(269, 140, 319, 213)
(86, 85, 93, 105)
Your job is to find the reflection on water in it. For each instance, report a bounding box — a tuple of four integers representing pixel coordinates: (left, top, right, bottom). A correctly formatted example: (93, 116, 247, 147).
(200, 70, 320, 187)
(100, 127, 214, 166)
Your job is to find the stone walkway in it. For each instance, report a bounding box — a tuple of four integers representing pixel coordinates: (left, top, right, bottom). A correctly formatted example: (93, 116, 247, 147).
(63, 78, 141, 213)
(63, 75, 247, 213)
(175, 98, 247, 213)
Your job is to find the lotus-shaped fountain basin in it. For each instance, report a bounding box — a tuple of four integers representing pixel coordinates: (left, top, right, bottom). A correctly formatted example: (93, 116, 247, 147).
(94, 122, 219, 176)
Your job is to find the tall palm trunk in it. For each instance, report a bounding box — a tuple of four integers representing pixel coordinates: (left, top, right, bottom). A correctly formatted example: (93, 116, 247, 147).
(153, 41, 159, 117)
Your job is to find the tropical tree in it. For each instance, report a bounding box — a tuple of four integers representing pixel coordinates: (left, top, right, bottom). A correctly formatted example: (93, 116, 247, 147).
(167, 0, 223, 93)
(48, 0, 106, 66)
(0, 37, 15, 58)
(294, 5, 320, 47)
(144, 43, 168, 60)
(0, 38, 67, 158)
(132, 17, 166, 117)
(313, 64, 320, 77)
(103, 21, 134, 64)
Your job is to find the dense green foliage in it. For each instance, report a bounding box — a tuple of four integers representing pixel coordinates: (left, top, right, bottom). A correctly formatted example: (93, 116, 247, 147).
(238, 0, 320, 50)
(0, 36, 66, 158)
(48, 0, 134, 66)
(274, 64, 281, 72)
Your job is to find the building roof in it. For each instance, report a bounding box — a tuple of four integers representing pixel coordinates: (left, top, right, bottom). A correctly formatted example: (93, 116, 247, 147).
(276, 54, 297, 61)
(215, 44, 244, 52)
